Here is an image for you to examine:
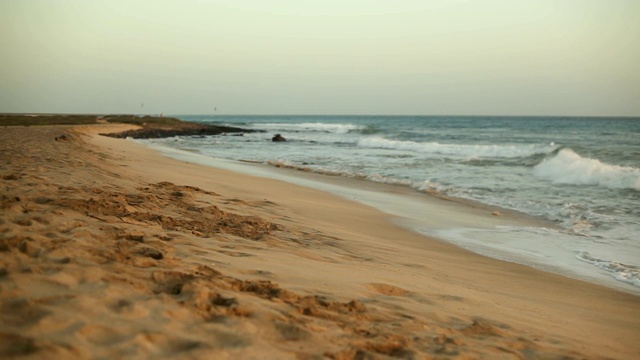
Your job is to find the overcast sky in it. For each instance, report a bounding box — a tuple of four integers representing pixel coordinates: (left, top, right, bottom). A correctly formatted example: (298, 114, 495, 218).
(2, 0, 639, 116)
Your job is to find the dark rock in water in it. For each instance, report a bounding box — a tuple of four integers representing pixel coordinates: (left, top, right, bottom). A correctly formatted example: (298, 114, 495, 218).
(272, 134, 286, 142)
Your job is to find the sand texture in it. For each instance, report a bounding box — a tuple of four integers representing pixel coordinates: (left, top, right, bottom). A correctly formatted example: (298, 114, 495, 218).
(1, 124, 639, 359)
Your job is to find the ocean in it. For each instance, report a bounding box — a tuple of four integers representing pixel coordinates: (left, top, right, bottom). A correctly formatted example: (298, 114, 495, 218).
(139, 115, 640, 294)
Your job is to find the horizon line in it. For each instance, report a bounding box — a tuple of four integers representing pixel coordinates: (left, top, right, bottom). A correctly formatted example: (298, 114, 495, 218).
(2, 112, 639, 119)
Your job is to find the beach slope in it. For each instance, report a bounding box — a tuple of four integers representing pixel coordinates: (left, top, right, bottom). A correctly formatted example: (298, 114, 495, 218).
(1, 124, 638, 359)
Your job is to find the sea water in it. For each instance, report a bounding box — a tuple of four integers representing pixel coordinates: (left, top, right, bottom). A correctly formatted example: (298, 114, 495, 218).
(140, 116, 640, 294)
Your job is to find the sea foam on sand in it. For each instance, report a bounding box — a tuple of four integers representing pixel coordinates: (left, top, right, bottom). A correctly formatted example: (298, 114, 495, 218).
(144, 143, 640, 295)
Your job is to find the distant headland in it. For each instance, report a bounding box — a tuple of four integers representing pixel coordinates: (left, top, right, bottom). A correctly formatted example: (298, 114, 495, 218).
(0, 114, 259, 138)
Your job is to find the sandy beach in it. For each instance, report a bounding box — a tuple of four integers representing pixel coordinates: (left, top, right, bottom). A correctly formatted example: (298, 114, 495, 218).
(1, 124, 638, 359)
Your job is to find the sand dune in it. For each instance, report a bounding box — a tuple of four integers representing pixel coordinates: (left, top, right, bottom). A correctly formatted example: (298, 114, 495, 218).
(1, 124, 638, 359)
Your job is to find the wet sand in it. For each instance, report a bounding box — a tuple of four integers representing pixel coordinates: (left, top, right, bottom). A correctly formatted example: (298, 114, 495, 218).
(1, 124, 638, 359)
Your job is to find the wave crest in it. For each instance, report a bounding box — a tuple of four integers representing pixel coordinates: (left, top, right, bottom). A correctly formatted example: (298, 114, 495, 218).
(577, 251, 640, 287)
(257, 122, 365, 134)
(357, 137, 556, 159)
(533, 149, 640, 190)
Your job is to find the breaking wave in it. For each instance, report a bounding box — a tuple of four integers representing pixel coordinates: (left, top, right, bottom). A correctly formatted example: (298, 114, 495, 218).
(533, 149, 640, 190)
(255, 122, 366, 134)
(577, 251, 640, 287)
(357, 137, 557, 159)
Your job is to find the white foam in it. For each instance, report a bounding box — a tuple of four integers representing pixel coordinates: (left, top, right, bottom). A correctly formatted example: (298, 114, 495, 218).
(357, 137, 556, 158)
(253, 122, 364, 134)
(417, 180, 449, 192)
(428, 226, 640, 294)
(533, 149, 640, 190)
(577, 251, 640, 287)
(138, 140, 640, 295)
(365, 173, 414, 187)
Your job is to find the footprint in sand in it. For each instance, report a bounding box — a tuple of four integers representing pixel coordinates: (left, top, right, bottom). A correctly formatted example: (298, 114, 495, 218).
(216, 250, 253, 257)
(133, 333, 206, 354)
(0, 333, 38, 357)
(1, 298, 51, 327)
(152, 271, 195, 295)
(76, 324, 127, 346)
(274, 321, 310, 341)
(109, 299, 150, 318)
(367, 283, 410, 296)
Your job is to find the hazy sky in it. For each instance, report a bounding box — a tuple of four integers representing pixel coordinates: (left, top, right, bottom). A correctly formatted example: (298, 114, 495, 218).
(2, 0, 639, 116)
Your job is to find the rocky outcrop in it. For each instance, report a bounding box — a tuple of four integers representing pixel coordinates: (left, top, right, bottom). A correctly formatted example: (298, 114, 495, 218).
(101, 123, 260, 139)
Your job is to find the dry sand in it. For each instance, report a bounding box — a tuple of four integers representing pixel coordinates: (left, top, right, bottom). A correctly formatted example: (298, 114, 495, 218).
(1, 124, 638, 359)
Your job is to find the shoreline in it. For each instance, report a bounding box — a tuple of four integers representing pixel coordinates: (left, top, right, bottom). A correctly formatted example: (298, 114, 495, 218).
(140, 139, 640, 295)
(1, 124, 638, 358)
